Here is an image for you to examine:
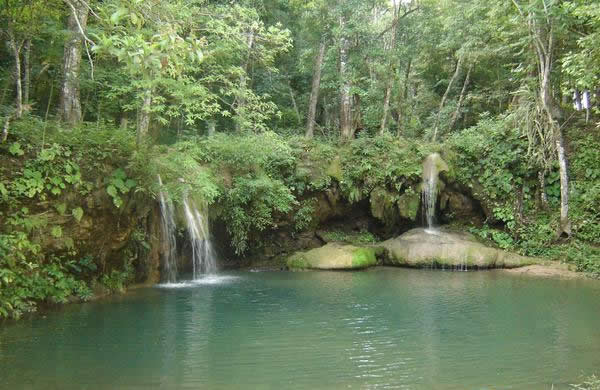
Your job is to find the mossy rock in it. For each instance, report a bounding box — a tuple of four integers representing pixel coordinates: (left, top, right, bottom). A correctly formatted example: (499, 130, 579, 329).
(381, 228, 539, 269)
(370, 187, 398, 224)
(287, 243, 377, 270)
(397, 192, 420, 221)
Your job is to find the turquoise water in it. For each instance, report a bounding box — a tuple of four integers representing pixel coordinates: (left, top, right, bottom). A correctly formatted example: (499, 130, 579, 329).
(1, 268, 600, 389)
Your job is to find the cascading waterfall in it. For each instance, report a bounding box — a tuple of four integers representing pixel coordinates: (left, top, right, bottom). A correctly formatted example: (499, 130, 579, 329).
(158, 175, 178, 283)
(182, 195, 217, 278)
(421, 153, 443, 233)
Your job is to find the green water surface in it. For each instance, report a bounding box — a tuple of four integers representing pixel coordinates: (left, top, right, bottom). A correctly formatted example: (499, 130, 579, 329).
(1, 268, 600, 389)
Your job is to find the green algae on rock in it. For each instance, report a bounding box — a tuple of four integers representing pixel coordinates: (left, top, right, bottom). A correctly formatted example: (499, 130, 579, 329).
(287, 242, 377, 270)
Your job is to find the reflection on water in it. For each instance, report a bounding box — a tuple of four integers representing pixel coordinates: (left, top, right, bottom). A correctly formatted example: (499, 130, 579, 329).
(1, 268, 600, 389)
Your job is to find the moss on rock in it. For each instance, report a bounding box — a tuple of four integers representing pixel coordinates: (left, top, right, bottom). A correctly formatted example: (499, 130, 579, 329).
(397, 192, 420, 221)
(286, 243, 377, 270)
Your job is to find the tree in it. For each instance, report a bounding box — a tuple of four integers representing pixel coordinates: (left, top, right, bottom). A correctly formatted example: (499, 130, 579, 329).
(0, 0, 53, 119)
(512, 0, 572, 237)
(306, 39, 326, 138)
(60, 0, 89, 126)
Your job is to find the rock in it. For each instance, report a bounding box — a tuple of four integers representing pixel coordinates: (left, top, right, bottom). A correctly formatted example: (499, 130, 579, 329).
(381, 228, 538, 269)
(397, 192, 420, 221)
(370, 187, 398, 225)
(287, 242, 377, 270)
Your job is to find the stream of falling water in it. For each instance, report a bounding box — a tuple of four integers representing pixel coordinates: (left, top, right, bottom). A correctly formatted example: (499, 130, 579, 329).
(158, 175, 178, 283)
(182, 195, 217, 278)
(421, 153, 442, 232)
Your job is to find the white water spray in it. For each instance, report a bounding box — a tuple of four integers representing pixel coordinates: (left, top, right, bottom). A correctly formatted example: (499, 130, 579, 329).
(158, 175, 178, 283)
(421, 153, 448, 233)
(182, 195, 217, 278)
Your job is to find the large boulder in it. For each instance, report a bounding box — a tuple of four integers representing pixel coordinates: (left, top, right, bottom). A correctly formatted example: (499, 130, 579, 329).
(287, 242, 378, 270)
(381, 228, 538, 269)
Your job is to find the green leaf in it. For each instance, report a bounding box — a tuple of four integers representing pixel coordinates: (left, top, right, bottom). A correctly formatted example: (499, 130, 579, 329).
(72, 207, 84, 222)
(106, 185, 118, 198)
(51, 226, 63, 238)
(55, 203, 67, 215)
(0, 182, 8, 198)
(9, 142, 24, 156)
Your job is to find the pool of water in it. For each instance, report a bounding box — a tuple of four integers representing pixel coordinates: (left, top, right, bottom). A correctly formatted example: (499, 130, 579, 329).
(1, 268, 600, 389)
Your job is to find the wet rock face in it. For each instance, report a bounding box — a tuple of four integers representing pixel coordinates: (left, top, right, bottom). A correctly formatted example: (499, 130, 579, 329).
(287, 242, 377, 270)
(381, 228, 539, 269)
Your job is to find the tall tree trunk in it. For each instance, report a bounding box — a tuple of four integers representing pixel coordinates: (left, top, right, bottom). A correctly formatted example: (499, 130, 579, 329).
(60, 0, 88, 126)
(306, 40, 326, 138)
(449, 63, 472, 130)
(432, 55, 463, 142)
(511, 0, 571, 236)
(8, 35, 23, 119)
(380, 5, 399, 136)
(23, 39, 31, 105)
(555, 127, 570, 236)
(528, 6, 570, 237)
(538, 170, 548, 208)
(137, 89, 152, 145)
(397, 58, 412, 137)
(339, 16, 353, 141)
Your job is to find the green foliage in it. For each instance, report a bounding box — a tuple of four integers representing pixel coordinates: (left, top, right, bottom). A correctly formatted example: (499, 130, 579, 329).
(339, 135, 431, 202)
(320, 230, 378, 246)
(469, 225, 515, 250)
(447, 114, 529, 208)
(106, 168, 136, 208)
(571, 375, 600, 390)
(100, 260, 134, 293)
(0, 233, 92, 320)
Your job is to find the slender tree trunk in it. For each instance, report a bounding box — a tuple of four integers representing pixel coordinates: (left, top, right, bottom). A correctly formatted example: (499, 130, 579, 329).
(306, 40, 326, 138)
(432, 55, 463, 142)
(8, 35, 23, 119)
(449, 63, 472, 130)
(60, 0, 88, 126)
(555, 128, 571, 236)
(380, 6, 399, 136)
(288, 81, 301, 124)
(324, 94, 331, 130)
(2, 116, 10, 143)
(137, 89, 152, 145)
(339, 17, 352, 141)
(397, 58, 412, 137)
(45, 81, 54, 122)
(538, 170, 548, 208)
(23, 39, 31, 105)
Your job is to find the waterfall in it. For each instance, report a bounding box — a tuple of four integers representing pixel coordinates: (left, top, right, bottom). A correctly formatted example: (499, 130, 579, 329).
(158, 175, 178, 283)
(421, 153, 447, 233)
(182, 195, 217, 278)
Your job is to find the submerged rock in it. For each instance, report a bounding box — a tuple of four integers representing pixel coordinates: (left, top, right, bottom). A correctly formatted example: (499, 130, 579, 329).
(381, 228, 538, 269)
(287, 242, 377, 270)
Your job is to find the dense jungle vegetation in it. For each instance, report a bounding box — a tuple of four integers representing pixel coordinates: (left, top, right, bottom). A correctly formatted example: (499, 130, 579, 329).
(1, 0, 600, 325)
